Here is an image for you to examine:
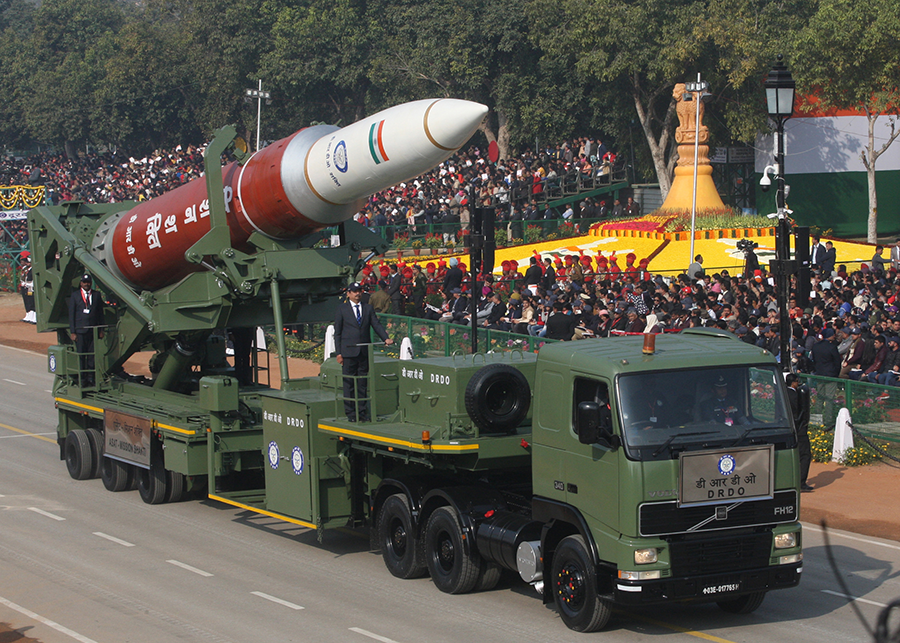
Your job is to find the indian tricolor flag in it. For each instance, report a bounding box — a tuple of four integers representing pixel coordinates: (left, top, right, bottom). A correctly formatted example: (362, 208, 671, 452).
(755, 95, 900, 236)
(368, 120, 390, 165)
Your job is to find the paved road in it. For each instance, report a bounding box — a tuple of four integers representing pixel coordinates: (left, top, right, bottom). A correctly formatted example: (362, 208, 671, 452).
(1, 345, 896, 643)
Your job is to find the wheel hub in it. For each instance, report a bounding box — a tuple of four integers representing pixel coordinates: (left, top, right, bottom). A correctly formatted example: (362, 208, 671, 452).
(556, 562, 586, 610)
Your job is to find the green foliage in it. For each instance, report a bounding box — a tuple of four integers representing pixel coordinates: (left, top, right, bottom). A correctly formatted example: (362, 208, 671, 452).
(660, 208, 771, 232)
(524, 225, 543, 244)
(809, 424, 888, 466)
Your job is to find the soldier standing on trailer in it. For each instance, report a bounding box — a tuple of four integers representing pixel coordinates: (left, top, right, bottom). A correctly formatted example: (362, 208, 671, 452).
(69, 274, 105, 385)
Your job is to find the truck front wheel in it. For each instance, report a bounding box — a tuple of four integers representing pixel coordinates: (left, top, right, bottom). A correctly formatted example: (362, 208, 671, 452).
(717, 591, 767, 614)
(424, 506, 480, 594)
(378, 494, 427, 579)
(551, 535, 611, 632)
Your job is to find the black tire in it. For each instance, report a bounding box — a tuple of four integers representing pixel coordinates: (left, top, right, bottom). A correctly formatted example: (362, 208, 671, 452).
(464, 364, 531, 434)
(85, 428, 103, 479)
(138, 465, 168, 504)
(717, 591, 767, 614)
(65, 430, 93, 480)
(100, 457, 130, 492)
(378, 494, 427, 579)
(474, 561, 503, 592)
(551, 535, 612, 632)
(165, 470, 186, 503)
(424, 506, 480, 594)
(125, 464, 139, 491)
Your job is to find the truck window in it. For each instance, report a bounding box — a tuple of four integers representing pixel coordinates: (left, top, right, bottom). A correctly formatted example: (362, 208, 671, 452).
(616, 365, 794, 460)
(572, 377, 610, 438)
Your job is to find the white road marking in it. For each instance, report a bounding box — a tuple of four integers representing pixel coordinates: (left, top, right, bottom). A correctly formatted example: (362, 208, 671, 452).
(166, 559, 213, 577)
(821, 589, 888, 607)
(251, 591, 304, 610)
(93, 532, 135, 547)
(803, 523, 900, 551)
(2, 378, 25, 386)
(0, 594, 99, 643)
(28, 507, 65, 521)
(350, 628, 401, 643)
(0, 432, 55, 439)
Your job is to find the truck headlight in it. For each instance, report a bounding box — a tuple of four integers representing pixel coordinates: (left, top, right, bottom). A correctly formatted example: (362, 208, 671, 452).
(774, 532, 797, 549)
(618, 569, 661, 581)
(634, 548, 658, 564)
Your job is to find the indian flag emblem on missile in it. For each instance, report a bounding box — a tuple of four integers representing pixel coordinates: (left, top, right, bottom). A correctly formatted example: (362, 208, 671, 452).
(368, 120, 390, 165)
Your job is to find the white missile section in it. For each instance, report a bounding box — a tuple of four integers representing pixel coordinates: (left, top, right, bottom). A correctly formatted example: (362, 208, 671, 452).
(279, 99, 488, 226)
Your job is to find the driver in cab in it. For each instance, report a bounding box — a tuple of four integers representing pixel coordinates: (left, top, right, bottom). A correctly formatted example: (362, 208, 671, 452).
(694, 375, 748, 426)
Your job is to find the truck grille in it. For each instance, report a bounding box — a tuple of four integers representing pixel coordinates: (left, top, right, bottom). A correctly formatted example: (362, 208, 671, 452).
(639, 490, 797, 536)
(669, 531, 772, 576)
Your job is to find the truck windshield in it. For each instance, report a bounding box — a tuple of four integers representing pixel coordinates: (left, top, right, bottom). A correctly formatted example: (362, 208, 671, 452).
(616, 365, 794, 460)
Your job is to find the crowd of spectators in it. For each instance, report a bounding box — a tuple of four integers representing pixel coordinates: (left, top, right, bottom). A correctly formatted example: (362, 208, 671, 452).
(360, 239, 900, 386)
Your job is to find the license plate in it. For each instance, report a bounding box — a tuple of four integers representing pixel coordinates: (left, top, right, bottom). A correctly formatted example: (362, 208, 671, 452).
(702, 582, 741, 595)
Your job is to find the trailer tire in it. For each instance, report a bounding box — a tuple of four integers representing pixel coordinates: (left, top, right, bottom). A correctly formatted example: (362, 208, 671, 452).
(424, 506, 480, 594)
(85, 428, 103, 479)
(551, 535, 611, 632)
(65, 430, 93, 480)
(100, 457, 130, 492)
(165, 471, 186, 504)
(378, 494, 427, 579)
(464, 364, 530, 434)
(138, 465, 168, 505)
(716, 591, 766, 614)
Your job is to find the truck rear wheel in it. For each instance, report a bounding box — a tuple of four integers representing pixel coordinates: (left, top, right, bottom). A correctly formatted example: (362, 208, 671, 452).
(165, 471, 186, 503)
(100, 457, 130, 492)
(378, 494, 427, 579)
(716, 591, 766, 614)
(85, 428, 103, 479)
(138, 465, 168, 504)
(551, 535, 611, 632)
(65, 430, 93, 480)
(465, 364, 531, 434)
(474, 560, 502, 592)
(424, 506, 480, 594)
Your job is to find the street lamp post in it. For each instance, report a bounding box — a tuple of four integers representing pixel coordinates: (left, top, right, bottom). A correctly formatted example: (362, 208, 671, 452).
(244, 80, 272, 152)
(684, 74, 712, 264)
(763, 55, 796, 372)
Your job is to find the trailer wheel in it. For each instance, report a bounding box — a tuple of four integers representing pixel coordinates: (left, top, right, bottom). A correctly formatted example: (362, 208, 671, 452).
(551, 535, 611, 632)
(464, 364, 530, 434)
(474, 560, 503, 592)
(85, 428, 103, 479)
(165, 471, 186, 504)
(717, 591, 767, 614)
(138, 465, 168, 505)
(378, 494, 427, 579)
(100, 457, 130, 492)
(424, 506, 480, 594)
(65, 430, 93, 480)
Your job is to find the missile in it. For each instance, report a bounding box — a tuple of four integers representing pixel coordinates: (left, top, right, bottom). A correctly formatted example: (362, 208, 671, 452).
(93, 99, 488, 291)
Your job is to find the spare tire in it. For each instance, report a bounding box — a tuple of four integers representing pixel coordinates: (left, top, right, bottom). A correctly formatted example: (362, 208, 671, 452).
(464, 364, 531, 434)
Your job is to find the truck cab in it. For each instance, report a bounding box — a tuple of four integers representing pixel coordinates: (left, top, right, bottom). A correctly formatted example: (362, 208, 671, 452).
(529, 328, 802, 630)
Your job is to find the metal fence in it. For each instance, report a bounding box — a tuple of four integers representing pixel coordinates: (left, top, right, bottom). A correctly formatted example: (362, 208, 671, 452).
(801, 373, 900, 443)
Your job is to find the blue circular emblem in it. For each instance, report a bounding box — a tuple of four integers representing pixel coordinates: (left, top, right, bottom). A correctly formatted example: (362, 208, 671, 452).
(718, 454, 736, 476)
(334, 140, 348, 173)
(267, 441, 280, 469)
(49, 354, 57, 373)
(291, 446, 304, 475)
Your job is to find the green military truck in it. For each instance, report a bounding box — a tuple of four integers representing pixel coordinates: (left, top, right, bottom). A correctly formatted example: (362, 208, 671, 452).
(29, 127, 802, 634)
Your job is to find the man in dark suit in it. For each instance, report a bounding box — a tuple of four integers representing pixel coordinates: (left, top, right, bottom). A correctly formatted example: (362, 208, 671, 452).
(334, 282, 394, 422)
(821, 241, 836, 277)
(786, 373, 813, 492)
(69, 273, 105, 385)
(441, 257, 463, 297)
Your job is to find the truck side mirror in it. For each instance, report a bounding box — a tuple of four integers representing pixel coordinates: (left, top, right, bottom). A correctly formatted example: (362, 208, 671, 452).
(576, 401, 614, 446)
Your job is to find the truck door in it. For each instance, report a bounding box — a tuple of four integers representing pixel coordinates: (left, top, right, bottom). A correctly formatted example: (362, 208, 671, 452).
(263, 399, 314, 523)
(565, 376, 619, 532)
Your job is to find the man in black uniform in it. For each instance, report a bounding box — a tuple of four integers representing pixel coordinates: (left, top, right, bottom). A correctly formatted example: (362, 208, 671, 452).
(786, 374, 813, 492)
(334, 282, 394, 422)
(694, 375, 748, 426)
(69, 274, 105, 385)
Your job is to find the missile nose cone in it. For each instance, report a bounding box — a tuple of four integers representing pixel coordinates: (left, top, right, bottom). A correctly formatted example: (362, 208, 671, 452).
(425, 99, 489, 151)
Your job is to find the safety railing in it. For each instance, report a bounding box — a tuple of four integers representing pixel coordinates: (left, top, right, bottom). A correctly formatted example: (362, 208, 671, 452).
(800, 373, 900, 443)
